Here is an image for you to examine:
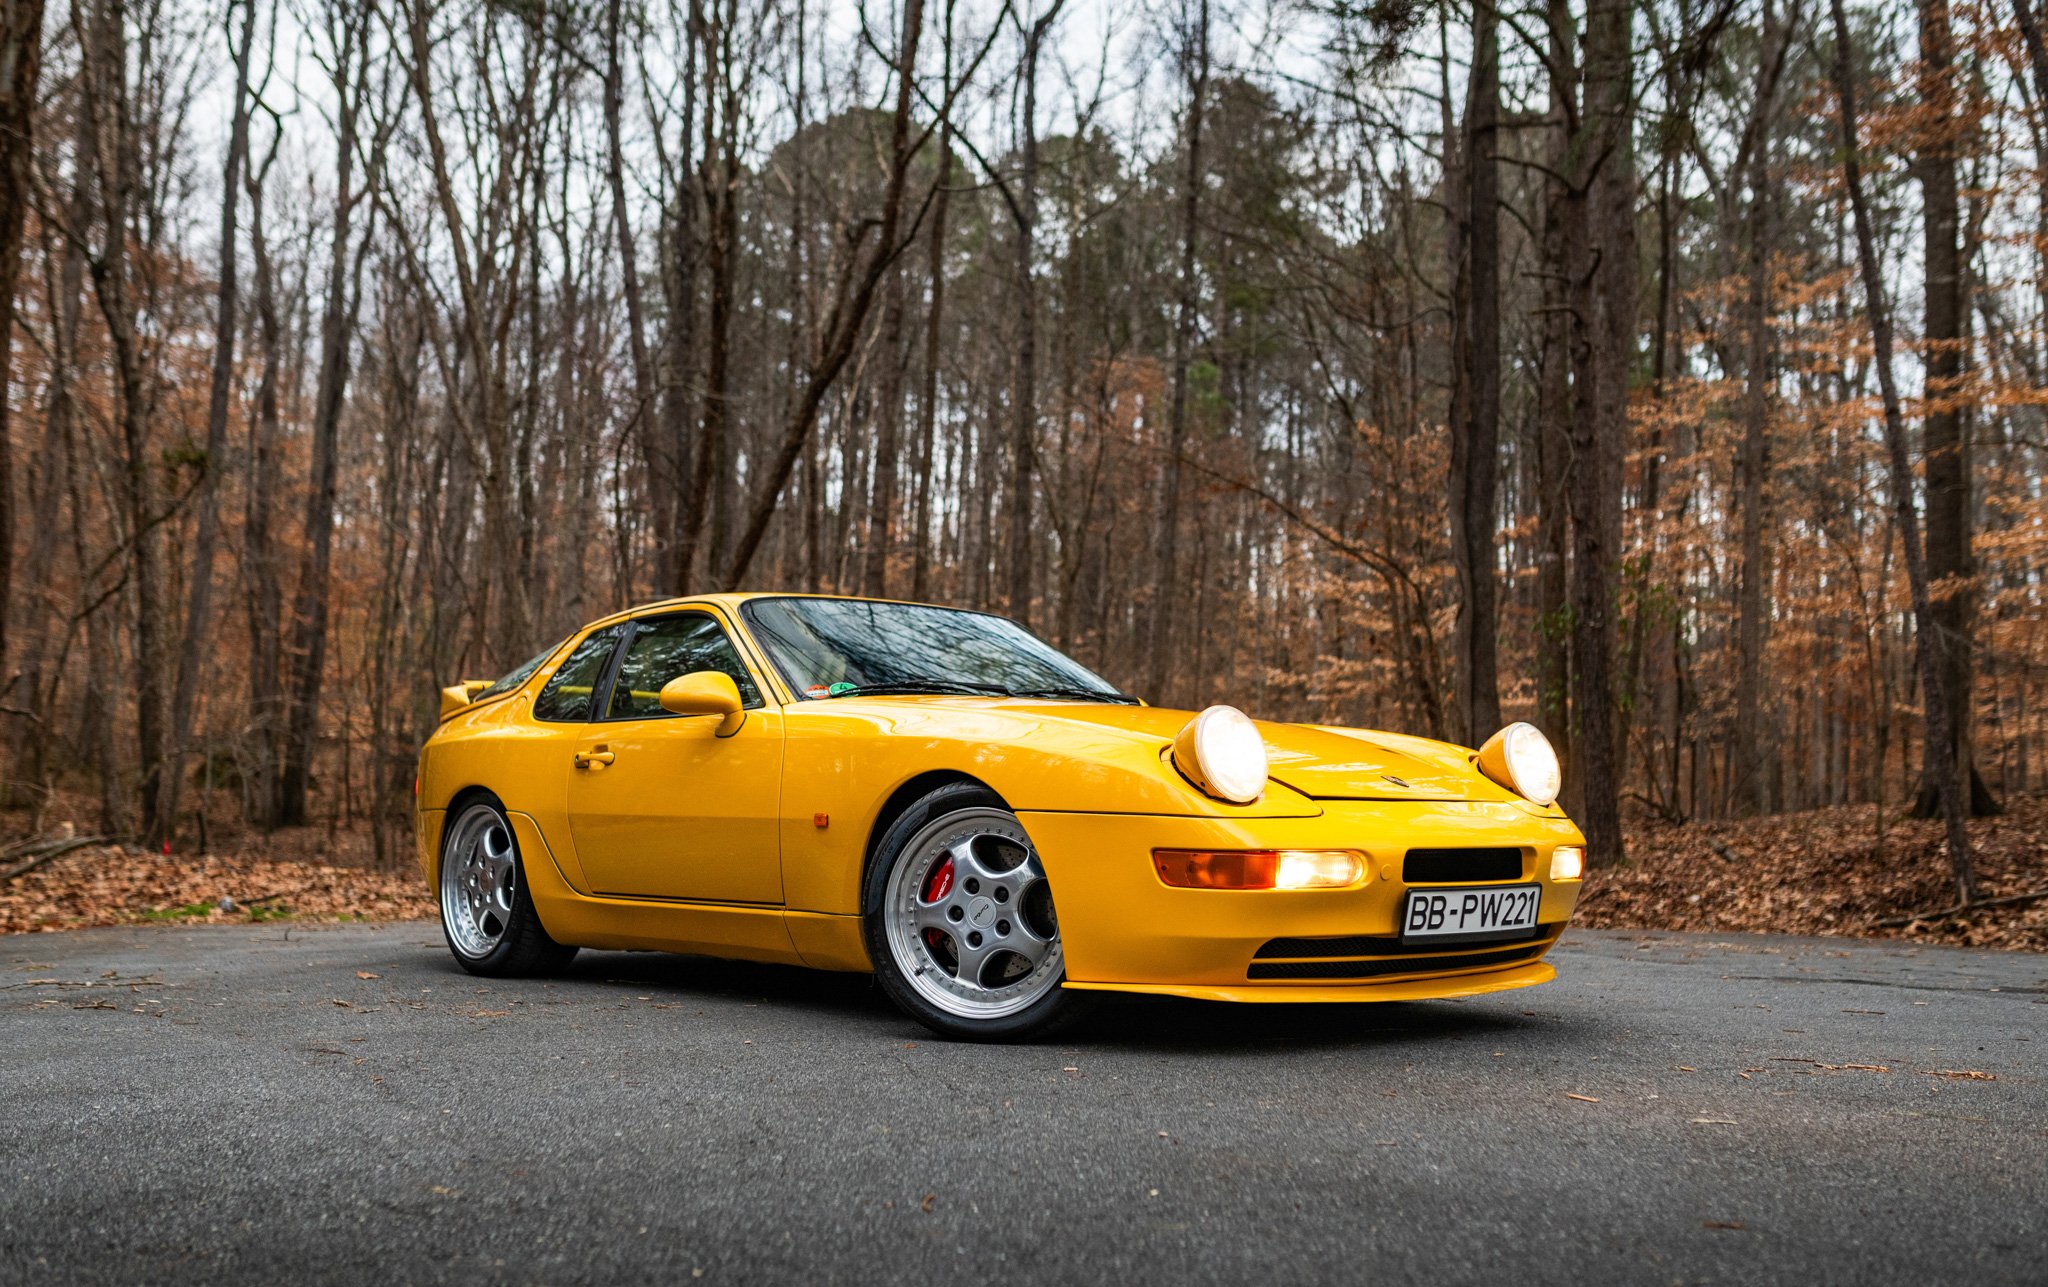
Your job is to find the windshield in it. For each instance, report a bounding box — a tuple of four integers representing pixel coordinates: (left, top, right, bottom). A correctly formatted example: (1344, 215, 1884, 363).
(741, 598, 1133, 702)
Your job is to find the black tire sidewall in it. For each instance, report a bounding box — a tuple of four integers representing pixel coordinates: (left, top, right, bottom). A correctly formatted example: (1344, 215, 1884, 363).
(439, 794, 575, 977)
(860, 782, 1078, 1041)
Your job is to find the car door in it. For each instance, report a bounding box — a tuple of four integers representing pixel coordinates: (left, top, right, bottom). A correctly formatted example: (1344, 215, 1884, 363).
(564, 609, 785, 904)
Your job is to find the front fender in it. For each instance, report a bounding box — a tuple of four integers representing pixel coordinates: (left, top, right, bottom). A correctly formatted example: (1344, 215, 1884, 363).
(774, 700, 1324, 914)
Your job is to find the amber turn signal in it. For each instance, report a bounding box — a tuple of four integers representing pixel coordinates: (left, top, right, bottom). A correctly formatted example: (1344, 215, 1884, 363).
(1153, 849, 1365, 891)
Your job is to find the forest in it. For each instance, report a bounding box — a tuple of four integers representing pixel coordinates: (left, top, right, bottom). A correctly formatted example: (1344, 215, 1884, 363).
(0, 0, 2041, 902)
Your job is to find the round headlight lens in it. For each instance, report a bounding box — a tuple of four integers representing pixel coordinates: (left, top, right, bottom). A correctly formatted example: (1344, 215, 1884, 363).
(1477, 721, 1562, 807)
(1172, 705, 1269, 803)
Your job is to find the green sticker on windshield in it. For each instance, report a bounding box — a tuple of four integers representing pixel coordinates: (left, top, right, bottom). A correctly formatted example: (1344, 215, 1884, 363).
(828, 682, 858, 696)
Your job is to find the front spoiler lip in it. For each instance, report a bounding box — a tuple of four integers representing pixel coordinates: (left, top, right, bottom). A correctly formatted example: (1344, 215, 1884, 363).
(1059, 958, 1557, 1004)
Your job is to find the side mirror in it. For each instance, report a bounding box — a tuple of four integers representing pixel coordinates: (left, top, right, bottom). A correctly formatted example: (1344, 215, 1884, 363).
(658, 671, 746, 737)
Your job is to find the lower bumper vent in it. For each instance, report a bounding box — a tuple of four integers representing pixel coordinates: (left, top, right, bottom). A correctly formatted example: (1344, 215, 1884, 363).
(1246, 940, 1549, 981)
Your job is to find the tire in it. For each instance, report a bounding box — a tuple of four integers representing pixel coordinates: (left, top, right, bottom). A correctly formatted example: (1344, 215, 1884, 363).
(438, 794, 578, 977)
(862, 782, 1088, 1041)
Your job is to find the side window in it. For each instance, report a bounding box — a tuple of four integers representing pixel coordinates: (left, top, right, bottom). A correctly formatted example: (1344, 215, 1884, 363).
(606, 614, 764, 720)
(532, 626, 624, 722)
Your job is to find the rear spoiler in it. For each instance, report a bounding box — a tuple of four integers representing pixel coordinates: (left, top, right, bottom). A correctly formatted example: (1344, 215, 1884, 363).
(439, 680, 493, 720)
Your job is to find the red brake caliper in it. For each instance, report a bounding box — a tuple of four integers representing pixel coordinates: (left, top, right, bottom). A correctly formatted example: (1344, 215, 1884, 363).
(921, 857, 954, 954)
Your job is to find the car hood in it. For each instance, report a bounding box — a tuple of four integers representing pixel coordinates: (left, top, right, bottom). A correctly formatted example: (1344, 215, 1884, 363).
(844, 698, 1517, 803)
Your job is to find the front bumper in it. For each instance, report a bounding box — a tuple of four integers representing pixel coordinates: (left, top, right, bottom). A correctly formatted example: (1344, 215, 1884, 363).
(1020, 800, 1584, 1000)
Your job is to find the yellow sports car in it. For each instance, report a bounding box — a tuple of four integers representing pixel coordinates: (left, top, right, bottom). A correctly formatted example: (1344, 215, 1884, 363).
(417, 593, 1585, 1039)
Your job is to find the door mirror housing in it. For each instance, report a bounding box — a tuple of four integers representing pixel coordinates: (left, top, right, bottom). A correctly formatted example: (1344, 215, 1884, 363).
(658, 671, 746, 737)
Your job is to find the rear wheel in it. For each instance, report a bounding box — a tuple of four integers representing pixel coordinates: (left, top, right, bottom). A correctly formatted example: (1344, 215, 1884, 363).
(438, 796, 577, 977)
(863, 783, 1083, 1040)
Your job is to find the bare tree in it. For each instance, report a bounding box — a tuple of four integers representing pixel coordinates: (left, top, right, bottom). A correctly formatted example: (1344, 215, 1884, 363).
(278, 0, 375, 826)
(163, 0, 264, 841)
(720, 0, 940, 587)
(1826, 0, 1974, 904)
(0, 0, 47, 679)
(1448, 0, 1502, 745)
(1145, 0, 1204, 703)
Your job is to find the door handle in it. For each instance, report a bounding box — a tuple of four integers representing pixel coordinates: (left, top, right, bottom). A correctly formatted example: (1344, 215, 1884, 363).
(574, 747, 615, 769)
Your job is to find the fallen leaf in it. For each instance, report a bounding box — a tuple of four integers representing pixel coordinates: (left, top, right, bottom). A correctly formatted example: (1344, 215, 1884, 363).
(1566, 1093, 1600, 1103)
(1691, 1118, 1739, 1125)
(471, 1009, 510, 1018)
(1771, 1058, 1889, 1074)
(1921, 1069, 1995, 1081)
(356, 971, 380, 980)
(919, 1193, 935, 1213)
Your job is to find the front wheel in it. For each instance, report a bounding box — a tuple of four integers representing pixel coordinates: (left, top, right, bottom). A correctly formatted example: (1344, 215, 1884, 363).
(863, 783, 1085, 1041)
(438, 796, 578, 977)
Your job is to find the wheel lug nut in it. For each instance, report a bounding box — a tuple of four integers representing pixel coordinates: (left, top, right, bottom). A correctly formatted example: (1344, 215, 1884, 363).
(996, 919, 1010, 936)
(967, 931, 983, 948)
(964, 878, 980, 894)
(947, 906, 964, 922)
(994, 888, 1009, 904)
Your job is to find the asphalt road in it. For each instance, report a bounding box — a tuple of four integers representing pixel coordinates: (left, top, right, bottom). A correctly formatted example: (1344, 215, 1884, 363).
(3, 923, 2044, 1286)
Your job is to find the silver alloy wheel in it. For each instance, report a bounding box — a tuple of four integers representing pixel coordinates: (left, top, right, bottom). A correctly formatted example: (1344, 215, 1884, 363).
(883, 806, 1063, 1020)
(441, 802, 518, 959)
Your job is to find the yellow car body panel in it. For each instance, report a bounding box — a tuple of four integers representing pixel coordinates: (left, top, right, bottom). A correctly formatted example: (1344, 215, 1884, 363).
(417, 592, 1586, 1002)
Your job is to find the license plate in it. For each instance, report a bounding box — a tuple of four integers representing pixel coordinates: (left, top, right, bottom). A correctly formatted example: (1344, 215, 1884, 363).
(1401, 884, 1542, 944)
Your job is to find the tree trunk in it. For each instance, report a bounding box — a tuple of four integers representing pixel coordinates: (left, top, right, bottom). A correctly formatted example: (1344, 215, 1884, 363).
(910, 113, 953, 605)
(279, 5, 366, 827)
(0, 0, 47, 684)
(1533, 0, 1574, 767)
(12, 100, 92, 788)
(243, 133, 285, 829)
(1005, 1, 1067, 626)
(1449, 0, 1502, 745)
(657, 0, 703, 595)
(81, 0, 173, 839)
(1910, 0, 1998, 817)
(1827, 0, 1975, 905)
(864, 260, 907, 596)
(680, 1, 737, 588)
(163, 0, 260, 843)
(1563, 0, 1632, 866)
(1733, 125, 1774, 817)
(1145, 0, 1204, 701)
(605, 0, 668, 597)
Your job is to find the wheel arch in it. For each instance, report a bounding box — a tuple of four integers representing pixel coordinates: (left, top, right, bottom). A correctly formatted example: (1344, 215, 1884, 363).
(431, 787, 505, 881)
(861, 770, 1007, 905)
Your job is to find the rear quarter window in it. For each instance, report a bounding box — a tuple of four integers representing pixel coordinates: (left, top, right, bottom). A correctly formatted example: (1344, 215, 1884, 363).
(532, 626, 625, 722)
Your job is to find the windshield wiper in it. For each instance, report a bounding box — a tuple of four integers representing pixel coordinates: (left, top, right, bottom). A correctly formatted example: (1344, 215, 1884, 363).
(823, 679, 1011, 698)
(819, 679, 1138, 703)
(1004, 685, 1141, 705)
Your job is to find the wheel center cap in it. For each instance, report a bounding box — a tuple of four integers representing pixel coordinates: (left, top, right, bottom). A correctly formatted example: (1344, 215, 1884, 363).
(968, 897, 996, 927)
